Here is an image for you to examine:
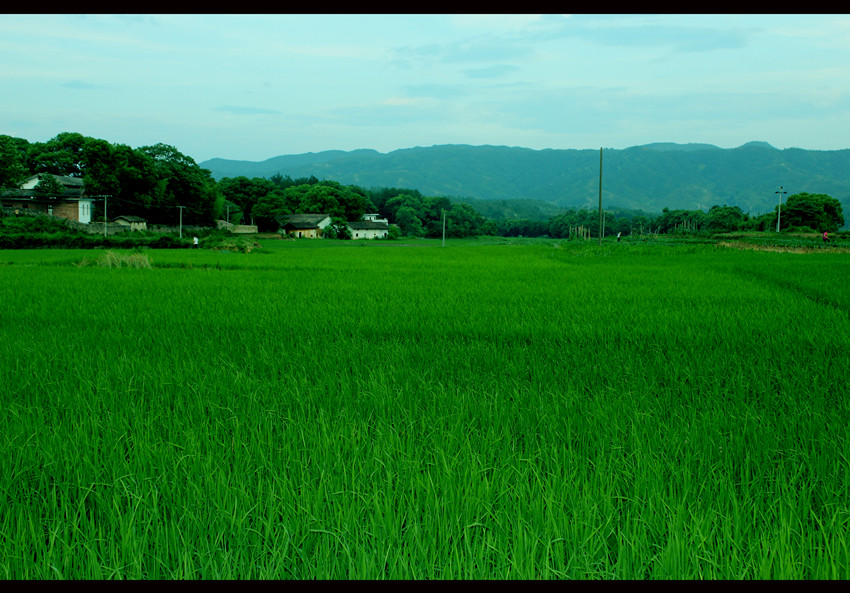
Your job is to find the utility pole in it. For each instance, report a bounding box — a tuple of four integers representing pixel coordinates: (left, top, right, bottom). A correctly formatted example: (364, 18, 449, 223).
(178, 205, 185, 238)
(775, 186, 787, 233)
(442, 209, 446, 247)
(103, 195, 108, 237)
(598, 147, 603, 246)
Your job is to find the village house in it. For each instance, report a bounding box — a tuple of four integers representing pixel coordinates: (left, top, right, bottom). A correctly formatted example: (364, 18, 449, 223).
(113, 215, 148, 231)
(347, 213, 389, 239)
(280, 213, 332, 238)
(1, 174, 94, 224)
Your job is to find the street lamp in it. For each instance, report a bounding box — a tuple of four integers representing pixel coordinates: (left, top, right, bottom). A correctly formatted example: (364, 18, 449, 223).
(775, 186, 787, 232)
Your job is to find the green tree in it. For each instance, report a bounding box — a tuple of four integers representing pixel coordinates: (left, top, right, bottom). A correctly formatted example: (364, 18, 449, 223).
(370, 187, 424, 220)
(385, 193, 424, 223)
(27, 132, 87, 177)
(322, 216, 352, 240)
(219, 176, 280, 226)
(395, 206, 424, 237)
(33, 174, 66, 197)
(386, 225, 402, 240)
(782, 193, 844, 232)
(336, 183, 375, 222)
(80, 138, 120, 197)
(251, 192, 289, 231)
(140, 143, 220, 225)
(282, 181, 375, 221)
(631, 215, 652, 235)
(288, 184, 342, 217)
(422, 197, 452, 238)
(548, 210, 578, 238)
(0, 135, 29, 189)
(705, 205, 745, 232)
(268, 173, 295, 190)
(109, 144, 160, 220)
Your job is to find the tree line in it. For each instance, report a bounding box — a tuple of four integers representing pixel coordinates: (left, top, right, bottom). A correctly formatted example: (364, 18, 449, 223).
(1, 132, 221, 226)
(0, 133, 489, 237)
(493, 197, 843, 239)
(2, 133, 843, 238)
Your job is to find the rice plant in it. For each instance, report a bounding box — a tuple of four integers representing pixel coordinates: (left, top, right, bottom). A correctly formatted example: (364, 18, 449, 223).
(1, 240, 848, 579)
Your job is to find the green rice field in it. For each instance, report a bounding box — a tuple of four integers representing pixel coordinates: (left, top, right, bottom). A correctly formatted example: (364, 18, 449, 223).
(1, 238, 849, 579)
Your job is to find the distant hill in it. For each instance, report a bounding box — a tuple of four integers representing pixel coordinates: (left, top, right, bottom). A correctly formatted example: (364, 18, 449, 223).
(637, 142, 725, 152)
(202, 149, 382, 180)
(201, 142, 850, 215)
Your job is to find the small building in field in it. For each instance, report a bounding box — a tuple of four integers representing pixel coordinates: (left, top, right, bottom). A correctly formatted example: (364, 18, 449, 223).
(280, 214, 332, 238)
(232, 224, 258, 234)
(348, 214, 389, 239)
(1, 174, 93, 223)
(216, 220, 258, 234)
(114, 215, 148, 231)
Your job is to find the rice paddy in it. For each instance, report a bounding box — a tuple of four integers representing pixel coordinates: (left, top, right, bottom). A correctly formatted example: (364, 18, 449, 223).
(1, 238, 848, 579)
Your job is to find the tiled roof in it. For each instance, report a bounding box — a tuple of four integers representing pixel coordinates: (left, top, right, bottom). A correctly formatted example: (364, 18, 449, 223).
(281, 214, 330, 228)
(348, 221, 389, 230)
(0, 189, 88, 200)
(22, 174, 85, 188)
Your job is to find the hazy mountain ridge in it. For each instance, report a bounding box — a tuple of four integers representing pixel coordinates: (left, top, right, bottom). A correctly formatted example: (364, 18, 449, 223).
(201, 142, 850, 215)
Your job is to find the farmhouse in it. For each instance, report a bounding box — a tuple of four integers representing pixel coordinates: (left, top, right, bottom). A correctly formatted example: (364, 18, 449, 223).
(348, 213, 389, 239)
(114, 215, 147, 231)
(0, 174, 94, 224)
(280, 213, 332, 238)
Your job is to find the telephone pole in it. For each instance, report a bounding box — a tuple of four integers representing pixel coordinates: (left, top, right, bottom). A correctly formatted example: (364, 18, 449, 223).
(775, 186, 787, 232)
(442, 209, 446, 247)
(598, 147, 603, 246)
(103, 195, 108, 237)
(178, 205, 185, 238)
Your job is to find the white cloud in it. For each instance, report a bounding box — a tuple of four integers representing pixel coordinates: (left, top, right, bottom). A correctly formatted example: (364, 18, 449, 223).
(2, 13, 848, 160)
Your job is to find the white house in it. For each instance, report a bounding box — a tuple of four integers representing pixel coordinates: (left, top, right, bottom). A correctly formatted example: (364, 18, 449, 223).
(281, 214, 333, 238)
(1, 174, 93, 224)
(348, 214, 389, 239)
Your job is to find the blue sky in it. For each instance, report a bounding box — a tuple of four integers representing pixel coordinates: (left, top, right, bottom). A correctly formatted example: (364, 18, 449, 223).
(2, 13, 849, 162)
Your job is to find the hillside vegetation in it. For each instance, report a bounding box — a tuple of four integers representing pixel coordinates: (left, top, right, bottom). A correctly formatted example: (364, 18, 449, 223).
(4, 133, 846, 238)
(201, 142, 850, 215)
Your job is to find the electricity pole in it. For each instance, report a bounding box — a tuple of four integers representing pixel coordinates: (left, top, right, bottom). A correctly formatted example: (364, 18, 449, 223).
(442, 209, 446, 247)
(178, 205, 185, 238)
(775, 186, 787, 232)
(103, 195, 108, 237)
(598, 147, 603, 246)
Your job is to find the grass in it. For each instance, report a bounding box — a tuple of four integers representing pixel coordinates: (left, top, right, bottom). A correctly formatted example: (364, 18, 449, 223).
(72, 250, 152, 268)
(1, 238, 848, 579)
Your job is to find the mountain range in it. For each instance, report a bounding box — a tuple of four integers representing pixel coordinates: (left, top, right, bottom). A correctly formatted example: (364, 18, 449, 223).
(200, 142, 850, 216)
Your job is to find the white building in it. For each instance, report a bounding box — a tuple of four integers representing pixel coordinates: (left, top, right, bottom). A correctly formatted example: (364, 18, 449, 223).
(1, 174, 93, 224)
(348, 214, 389, 239)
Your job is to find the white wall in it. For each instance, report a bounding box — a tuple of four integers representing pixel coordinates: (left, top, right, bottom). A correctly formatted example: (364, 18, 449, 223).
(78, 200, 93, 224)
